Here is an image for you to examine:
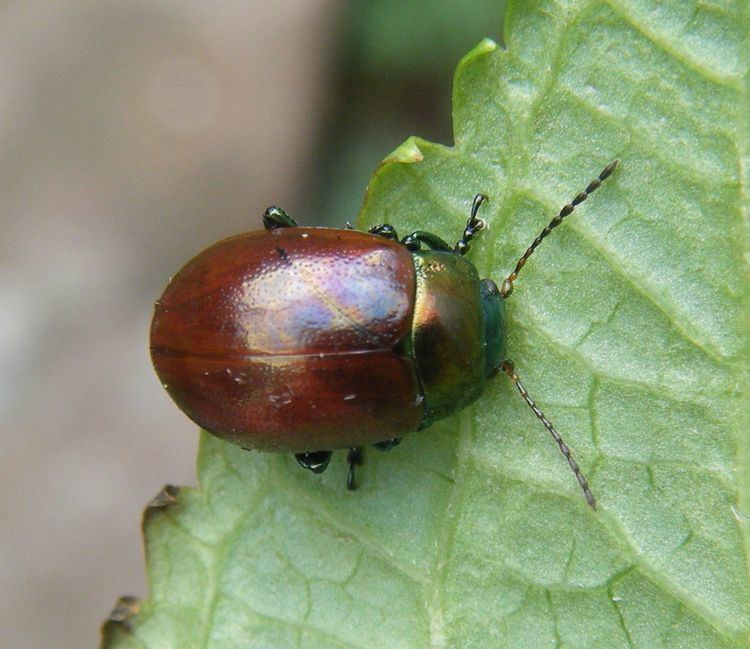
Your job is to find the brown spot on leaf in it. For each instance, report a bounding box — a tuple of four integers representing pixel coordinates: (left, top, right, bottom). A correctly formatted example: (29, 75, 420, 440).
(100, 595, 140, 647)
(142, 484, 180, 529)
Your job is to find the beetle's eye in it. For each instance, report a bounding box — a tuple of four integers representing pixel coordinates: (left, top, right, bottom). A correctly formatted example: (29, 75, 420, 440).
(480, 278, 500, 295)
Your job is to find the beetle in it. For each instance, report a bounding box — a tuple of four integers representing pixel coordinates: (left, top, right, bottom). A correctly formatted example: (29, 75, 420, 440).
(150, 160, 618, 509)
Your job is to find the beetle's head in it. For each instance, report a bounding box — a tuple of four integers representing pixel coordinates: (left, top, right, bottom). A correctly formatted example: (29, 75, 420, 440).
(479, 278, 506, 377)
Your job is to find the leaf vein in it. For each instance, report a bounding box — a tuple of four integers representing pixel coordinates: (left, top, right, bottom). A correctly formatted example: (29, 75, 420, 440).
(602, 0, 741, 89)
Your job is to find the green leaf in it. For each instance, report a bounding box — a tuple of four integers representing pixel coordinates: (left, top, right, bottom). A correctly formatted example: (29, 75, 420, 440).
(104, 1, 750, 647)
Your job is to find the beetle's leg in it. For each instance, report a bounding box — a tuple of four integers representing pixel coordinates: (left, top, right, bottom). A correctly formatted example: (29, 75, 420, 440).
(263, 206, 298, 230)
(346, 447, 364, 491)
(368, 224, 399, 240)
(401, 231, 453, 252)
(500, 360, 596, 510)
(454, 194, 488, 255)
(373, 437, 401, 451)
(295, 450, 332, 474)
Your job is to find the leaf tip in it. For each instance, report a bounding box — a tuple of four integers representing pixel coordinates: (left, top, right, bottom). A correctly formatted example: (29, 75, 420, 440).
(357, 136, 425, 225)
(142, 484, 180, 530)
(458, 37, 498, 68)
(100, 595, 141, 648)
(383, 136, 424, 164)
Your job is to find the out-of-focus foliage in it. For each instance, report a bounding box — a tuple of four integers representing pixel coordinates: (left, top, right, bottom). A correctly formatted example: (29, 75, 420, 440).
(347, 0, 507, 74)
(308, 2, 507, 227)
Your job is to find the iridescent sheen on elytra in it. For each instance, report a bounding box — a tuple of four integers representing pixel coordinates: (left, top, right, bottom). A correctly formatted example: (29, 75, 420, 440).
(150, 227, 505, 453)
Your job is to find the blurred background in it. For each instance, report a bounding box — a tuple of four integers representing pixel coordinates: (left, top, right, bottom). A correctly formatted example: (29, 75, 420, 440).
(0, 1, 506, 647)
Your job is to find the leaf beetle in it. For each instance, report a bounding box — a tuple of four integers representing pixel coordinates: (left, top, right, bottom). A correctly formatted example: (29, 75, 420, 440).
(150, 160, 618, 508)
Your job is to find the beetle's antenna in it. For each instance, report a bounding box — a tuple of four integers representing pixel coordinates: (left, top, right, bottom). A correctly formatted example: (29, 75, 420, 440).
(500, 160, 618, 298)
(500, 360, 596, 509)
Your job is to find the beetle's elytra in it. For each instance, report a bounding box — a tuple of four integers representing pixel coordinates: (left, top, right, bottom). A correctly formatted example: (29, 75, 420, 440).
(151, 160, 619, 507)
